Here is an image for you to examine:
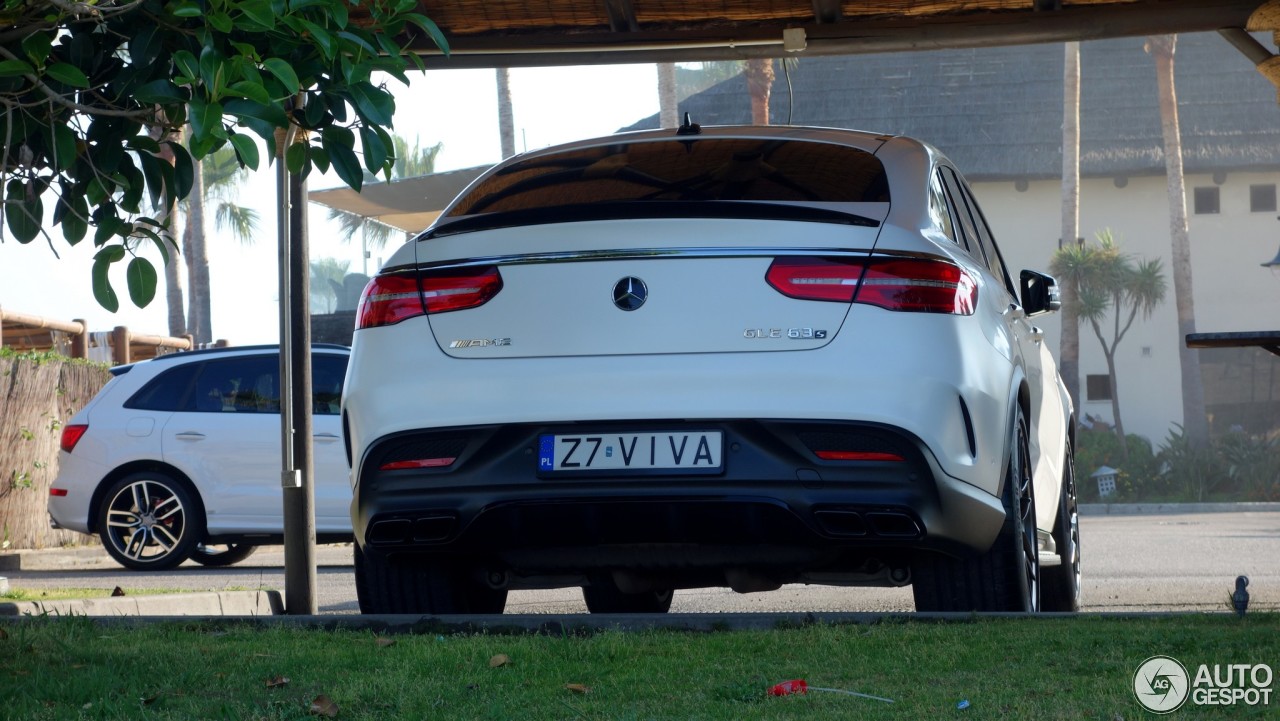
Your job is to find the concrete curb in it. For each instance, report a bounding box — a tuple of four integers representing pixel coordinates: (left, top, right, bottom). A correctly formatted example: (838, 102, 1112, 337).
(1078, 502, 1280, 515)
(0, 590, 284, 617)
(0, 547, 113, 572)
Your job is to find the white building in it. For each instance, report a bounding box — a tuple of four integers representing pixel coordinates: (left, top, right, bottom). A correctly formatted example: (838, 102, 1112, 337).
(626, 32, 1280, 445)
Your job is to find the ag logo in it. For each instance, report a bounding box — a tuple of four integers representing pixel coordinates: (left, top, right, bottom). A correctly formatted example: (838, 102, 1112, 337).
(1134, 655, 1190, 714)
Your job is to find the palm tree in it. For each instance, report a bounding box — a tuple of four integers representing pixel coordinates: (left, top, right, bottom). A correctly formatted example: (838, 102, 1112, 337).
(1146, 34, 1209, 448)
(326, 135, 443, 257)
(745, 58, 774, 124)
(309, 257, 351, 314)
(657, 63, 678, 128)
(496, 68, 516, 159)
(1059, 41, 1083, 409)
(182, 144, 259, 345)
(1052, 230, 1167, 459)
(155, 128, 186, 338)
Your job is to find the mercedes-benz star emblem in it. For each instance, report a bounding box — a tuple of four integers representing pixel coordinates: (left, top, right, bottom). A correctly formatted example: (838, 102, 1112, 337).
(612, 277, 648, 311)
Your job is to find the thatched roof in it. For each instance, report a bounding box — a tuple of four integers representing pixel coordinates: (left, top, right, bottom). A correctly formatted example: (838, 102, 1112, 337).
(621, 32, 1280, 179)
(401, 0, 1266, 68)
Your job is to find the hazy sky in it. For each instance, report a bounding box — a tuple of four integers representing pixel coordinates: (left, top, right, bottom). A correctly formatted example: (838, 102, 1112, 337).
(0, 64, 663, 345)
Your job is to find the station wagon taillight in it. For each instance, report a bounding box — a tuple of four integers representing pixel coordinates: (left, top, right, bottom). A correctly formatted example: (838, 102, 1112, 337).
(356, 266, 503, 329)
(60, 424, 89, 453)
(766, 256, 976, 315)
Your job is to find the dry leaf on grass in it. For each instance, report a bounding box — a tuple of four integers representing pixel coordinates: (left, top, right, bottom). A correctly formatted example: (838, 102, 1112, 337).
(140, 692, 161, 706)
(489, 654, 511, 668)
(265, 676, 290, 689)
(110, 586, 126, 597)
(0, 627, 8, 640)
(564, 683, 591, 694)
(376, 637, 396, 648)
(309, 694, 339, 718)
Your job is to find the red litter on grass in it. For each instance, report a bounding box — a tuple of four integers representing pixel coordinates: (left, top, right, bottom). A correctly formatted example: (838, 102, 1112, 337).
(769, 679, 809, 696)
(768, 679, 894, 704)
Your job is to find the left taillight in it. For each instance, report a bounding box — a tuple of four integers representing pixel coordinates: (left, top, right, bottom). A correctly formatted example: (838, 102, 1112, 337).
(61, 424, 88, 453)
(356, 266, 503, 330)
(766, 256, 976, 315)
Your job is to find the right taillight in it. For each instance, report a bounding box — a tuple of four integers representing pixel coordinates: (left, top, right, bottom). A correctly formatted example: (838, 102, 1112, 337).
(766, 256, 976, 315)
(61, 424, 89, 453)
(356, 266, 503, 329)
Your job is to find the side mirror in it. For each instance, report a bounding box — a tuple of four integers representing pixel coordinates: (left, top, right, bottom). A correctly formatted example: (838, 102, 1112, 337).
(1020, 270, 1061, 317)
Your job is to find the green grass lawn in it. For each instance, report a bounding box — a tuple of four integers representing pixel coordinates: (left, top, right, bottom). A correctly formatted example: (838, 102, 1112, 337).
(1, 615, 1275, 719)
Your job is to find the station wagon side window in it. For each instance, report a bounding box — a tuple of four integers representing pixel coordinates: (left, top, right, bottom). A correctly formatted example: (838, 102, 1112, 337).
(937, 167, 981, 255)
(191, 355, 280, 413)
(312, 354, 348, 416)
(124, 363, 200, 411)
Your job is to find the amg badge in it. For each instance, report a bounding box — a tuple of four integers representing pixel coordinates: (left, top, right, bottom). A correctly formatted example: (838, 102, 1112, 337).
(449, 338, 512, 348)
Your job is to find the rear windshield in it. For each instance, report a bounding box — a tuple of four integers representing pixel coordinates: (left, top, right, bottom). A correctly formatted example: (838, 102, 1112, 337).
(445, 138, 890, 217)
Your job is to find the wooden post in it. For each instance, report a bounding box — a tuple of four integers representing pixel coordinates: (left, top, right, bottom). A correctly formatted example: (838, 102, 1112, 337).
(111, 326, 130, 365)
(71, 319, 88, 359)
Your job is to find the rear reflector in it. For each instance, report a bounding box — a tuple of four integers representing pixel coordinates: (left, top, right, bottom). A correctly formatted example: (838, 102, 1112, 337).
(815, 450, 905, 462)
(766, 256, 976, 314)
(357, 266, 503, 329)
(60, 424, 89, 453)
(49, 488, 68, 497)
(379, 457, 457, 471)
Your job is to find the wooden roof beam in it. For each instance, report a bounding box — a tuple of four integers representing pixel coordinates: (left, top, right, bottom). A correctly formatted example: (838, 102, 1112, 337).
(602, 0, 638, 33)
(811, 0, 841, 25)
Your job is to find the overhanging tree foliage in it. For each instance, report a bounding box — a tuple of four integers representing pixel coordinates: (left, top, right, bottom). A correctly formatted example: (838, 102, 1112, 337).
(0, 0, 446, 310)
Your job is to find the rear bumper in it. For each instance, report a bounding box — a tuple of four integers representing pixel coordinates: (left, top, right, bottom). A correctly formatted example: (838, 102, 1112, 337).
(352, 419, 1005, 581)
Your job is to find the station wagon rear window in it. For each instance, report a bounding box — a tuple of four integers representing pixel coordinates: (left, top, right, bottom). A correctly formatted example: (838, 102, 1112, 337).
(445, 138, 890, 217)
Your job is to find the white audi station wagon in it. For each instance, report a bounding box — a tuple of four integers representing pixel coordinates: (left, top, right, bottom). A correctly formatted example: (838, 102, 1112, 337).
(343, 124, 1080, 614)
(49, 345, 353, 570)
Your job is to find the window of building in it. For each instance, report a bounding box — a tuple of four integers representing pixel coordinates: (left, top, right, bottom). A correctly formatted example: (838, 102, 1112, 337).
(1250, 184, 1276, 213)
(1086, 374, 1112, 401)
(1193, 186, 1220, 215)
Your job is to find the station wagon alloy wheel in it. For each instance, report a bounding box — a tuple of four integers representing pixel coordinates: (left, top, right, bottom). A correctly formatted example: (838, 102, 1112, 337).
(98, 473, 202, 571)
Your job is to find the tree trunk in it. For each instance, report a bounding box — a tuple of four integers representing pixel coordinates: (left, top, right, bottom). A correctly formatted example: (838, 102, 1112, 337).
(156, 132, 186, 337)
(1103, 348, 1129, 459)
(1059, 41, 1082, 410)
(184, 153, 213, 345)
(745, 58, 774, 125)
(1148, 34, 1210, 447)
(496, 68, 516, 159)
(658, 62, 678, 128)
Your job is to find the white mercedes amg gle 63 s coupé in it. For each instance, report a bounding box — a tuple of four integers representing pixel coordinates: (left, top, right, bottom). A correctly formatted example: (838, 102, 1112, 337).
(343, 124, 1080, 615)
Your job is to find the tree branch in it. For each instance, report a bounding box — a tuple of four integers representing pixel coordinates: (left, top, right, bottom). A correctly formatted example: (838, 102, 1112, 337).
(0, 44, 161, 121)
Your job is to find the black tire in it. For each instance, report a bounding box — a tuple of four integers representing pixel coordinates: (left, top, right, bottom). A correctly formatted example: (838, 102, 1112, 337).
(97, 471, 203, 571)
(190, 543, 258, 567)
(354, 545, 507, 614)
(1042, 440, 1081, 612)
(582, 578, 674, 614)
(913, 405, 1039, 612)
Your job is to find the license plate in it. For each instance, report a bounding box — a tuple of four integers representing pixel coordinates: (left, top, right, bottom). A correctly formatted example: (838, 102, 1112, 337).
(538, 431, 723, 473)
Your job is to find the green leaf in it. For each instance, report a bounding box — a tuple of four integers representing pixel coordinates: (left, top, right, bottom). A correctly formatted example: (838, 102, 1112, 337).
(133, 79, 189, 104)
(330, 0, 348, 28)
(58, 194, 89, 245)
(208, 11, 233, 33)
(126, 257, 158, 307)
(223, 98, 289, 128)
(169, 1, 202, 17)
(4, 180, 41, 243)
(92, 246, 125, 313)
(126, 135, 162, 153)
(348, 82, 394, 126)
(238, 0, 276, 30)
(138, 151, 165, 210)
(309, 143, 330, 173)
(323, 131, 362, 192)
(187, 95, 225, 144)
(46, 62, 89, 88)
(404, 13, 450, 55)
(169, 142, 195, 199)
(22, 32, 53, 65)
(285, 140, 308, 175)
(302, 92, 328, 128)
(227, 80, 271, 105)
(298, 19, 336, 60)
(337, 31, 378, 57)
(359, 125, 387, 174)
(174, 50, 200, 84)
(262, 58, 300, 97)
(228, 133, 260, 170)
(0, 59, 35, 78)
(129, 25, 160, 66)
(199, 45, 228, 97)
(51, 124, 77, 171)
